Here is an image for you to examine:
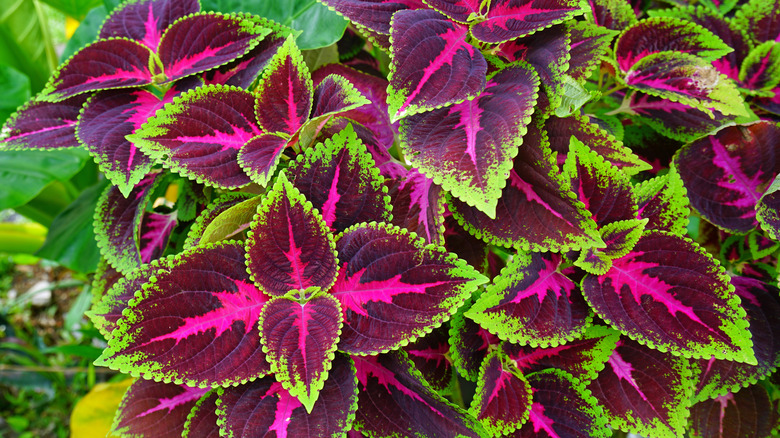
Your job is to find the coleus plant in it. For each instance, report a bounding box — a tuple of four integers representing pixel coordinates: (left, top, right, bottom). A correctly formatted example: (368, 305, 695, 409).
(3, 0, 780, 436)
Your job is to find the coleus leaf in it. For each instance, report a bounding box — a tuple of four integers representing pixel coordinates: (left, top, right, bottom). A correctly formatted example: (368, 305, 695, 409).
(467, 251, 592, 348)
(511, 369, 611, 438)
(157, 12, 271, 83)
(622, 51, 746, 118)
(449, 298, 502, 381)
(216, 352, 358, 438)
(563, 137, 637, 227)
(424, 0, 483, 23)
(0, 94, 88, 150)
(236, 133, 291, 187)
(333, 222, 487, 355)
(353, 352, 486, 437)
(388, 168, 446, 246)
(387, 9, 487, 121)
(259, 295, 343, 413)
(138, 212, 177, 264)
(399, 61, 539, 218)
(585, 0, 637, 30)
(183, 192, 254, 249)
(626, 92, 735, 143)
(97, 242, 271, 387)
(470, 349, 532, 436)
(287, 125, 391, 234)
(94, 173, 160, 274)
(311, 63, 397, 151)
(504, 324, 619, 383)
(633, 167, 690, 235)
(98, 0, 201, 51)
(739, 41, 780, 92)
(575, 218, 648, 275)
(615, 17, 733, 73)
(253, 36, 312, 135)
(315, 0, 426, 38)
(582, 231, 755, 364)
(544, 113, 651, 176)
(246, 173, 338, 297)
(403, 326, 454, 392)
(305, 74, 371, 137)
(568, 21, 618, 81)
(732, 0, 780, 45)
(450, 128, 602, 252)
(470, 0, 583, 44)
(88, 255, 174, 339)
(693, 276, 780, 403)
(77, 89, 174, 196)
(199, 195, 263, 246)
(90, 258, 123, 309)
(130, 84, 259, 189)
(757, 173, 780, 240)
(444, 213, 492, 273)
(586, 337, 694, 438)
(674, 121, 780, 234)
(182, 389, 220, 438)
(39, 38, 154, 102)
(690, 383, 780, 438)
(747, 231, 780, 260)
(112, 379, 208, 438)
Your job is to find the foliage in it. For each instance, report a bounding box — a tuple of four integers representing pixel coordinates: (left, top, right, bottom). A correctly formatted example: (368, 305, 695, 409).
(2, 0, 780, 436)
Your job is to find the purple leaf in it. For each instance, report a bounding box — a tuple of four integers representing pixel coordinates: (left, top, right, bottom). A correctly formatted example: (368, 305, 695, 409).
(245, 174, 338, 297)
(333, 222, 486, 355)
(138, 212, 177, 264)
(387, 168, 446, 246)
(94, 173, 160, 274)
(740, 41, 780, 91)
(388, 9, 487, 121)
(316, 0, 426, 36)
(311, 64, 398, 151)
(260, 295, 343, 412)
(568, 21, 618, 81)
(403, 326, 454, 392)
(510, 369, 611, 438)
(693, 276, 780, 402)
(758, 174, 780, 240)
(216, 353, 358, 437)
(504, 324, 619, 383)
(733, 0, 780, 45)
(470, 349, 532, 436)
(450, 303, 502, 381)
(0, 95, 87, 150)
(77, 89, 175, 195)
(253, 36, 312, 134)
(98, 0, 200, 51)
(309, 74, 371, 121)
(563, 137, 637, 227)
(450, 135, 602, 252)
(287, 125, 391, 234)
(675, 121, 780, 234)
(544, 113, 651, 176)
(130, 84, 260, 189)
(587, 337, 694, 438)
(424, 0, 483, 22)
(399, 61, 539, 217)
(690, 384, 780, 438)
(470, 0, 583, 44)
(158, 13, 271, 83)
(182, 390, 219, 438)
(467, 252, 592, 348)
(40, 38, 154, 101)
(236, 133, 290, 187)
(97, 242, 271, 387)
(585, 0, 637, 30)
(353, 352, 485, 437)
(113, 379, 208, 438)
(575, 218, 647, 275)
(627, 92, 735, 143)
(582, 231, 755, 363)
(615, 17, 733, 72)
(633, 167, 690, 235)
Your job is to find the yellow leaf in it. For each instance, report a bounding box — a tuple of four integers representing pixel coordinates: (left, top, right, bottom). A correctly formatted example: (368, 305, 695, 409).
(70, 378, 134, 438)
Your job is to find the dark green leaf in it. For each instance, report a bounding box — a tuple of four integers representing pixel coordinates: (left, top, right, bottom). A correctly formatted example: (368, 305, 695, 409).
(0, 0, 56, 91)
(60, 6, 107, 62)
(0, 149, 89, 210)
(35, 179, 109, 273)
(39, 0, 103, 20)
(0, 65, 31, 124)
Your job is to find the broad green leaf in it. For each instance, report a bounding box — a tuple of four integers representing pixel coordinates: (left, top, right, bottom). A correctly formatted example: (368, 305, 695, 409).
(35, 178, 108, 273)
(0, 65, 30, 124)
(60, 6, 107, 61)
(0, 0, 57, 92)
(0, 149, 89, 210)
(39, 0, 102, 19)
(200, 0, 347, 49)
